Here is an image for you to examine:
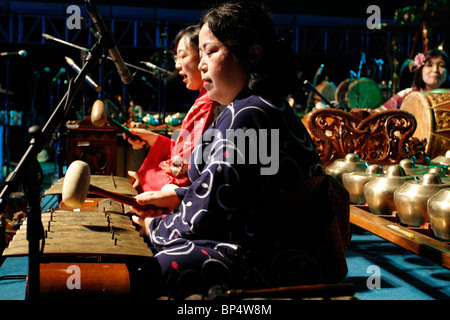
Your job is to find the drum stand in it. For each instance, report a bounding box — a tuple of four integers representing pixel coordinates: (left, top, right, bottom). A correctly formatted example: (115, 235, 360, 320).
(0, 35, 106, 300)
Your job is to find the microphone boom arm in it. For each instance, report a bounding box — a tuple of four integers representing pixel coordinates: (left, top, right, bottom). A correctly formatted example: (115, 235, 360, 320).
(42, 33, 154, 76)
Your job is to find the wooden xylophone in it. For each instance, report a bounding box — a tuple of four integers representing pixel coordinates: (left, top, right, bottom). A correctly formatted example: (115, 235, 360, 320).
(2, 176, 157, 299)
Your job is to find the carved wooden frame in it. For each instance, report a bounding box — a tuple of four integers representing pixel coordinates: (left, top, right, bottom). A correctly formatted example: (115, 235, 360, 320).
(304, 109, 428, 167)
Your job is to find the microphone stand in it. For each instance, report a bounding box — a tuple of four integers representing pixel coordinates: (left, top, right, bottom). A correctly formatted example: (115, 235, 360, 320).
(303, 80, 349, 112)
(140, 61, 172, 131)
(50, 69, 67, 180)
(157, 73, 168, 130)
(306, 64, 324, 112)
(0, 37, 105, 300)
(3, 57, 11, 182)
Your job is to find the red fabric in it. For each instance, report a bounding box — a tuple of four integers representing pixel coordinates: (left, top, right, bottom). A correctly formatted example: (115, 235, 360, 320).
(382, 87, 419, 109)
(137, 89, 219, 192)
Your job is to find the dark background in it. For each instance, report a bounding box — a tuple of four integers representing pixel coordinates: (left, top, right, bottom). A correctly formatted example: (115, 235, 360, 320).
(0, 0, 449, 163)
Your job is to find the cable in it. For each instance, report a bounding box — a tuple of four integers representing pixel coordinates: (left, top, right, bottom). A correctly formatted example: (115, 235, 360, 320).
(0, 275, 27, 281)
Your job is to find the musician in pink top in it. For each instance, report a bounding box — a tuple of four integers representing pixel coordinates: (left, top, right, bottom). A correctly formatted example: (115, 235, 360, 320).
(125, 25, 221, 192)
(381, 48, 449, 110)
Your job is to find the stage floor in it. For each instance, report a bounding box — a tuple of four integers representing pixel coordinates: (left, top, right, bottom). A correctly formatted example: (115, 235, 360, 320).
(1, 162, 449, 300)
(1, 219, 449, 300)
(345, 227, 450, 300)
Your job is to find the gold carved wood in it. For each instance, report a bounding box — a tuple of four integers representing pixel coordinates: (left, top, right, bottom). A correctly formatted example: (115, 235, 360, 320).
(304, 109, 428, 167)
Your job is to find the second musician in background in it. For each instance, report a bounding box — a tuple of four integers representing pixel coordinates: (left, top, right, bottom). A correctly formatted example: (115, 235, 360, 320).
(382, 48, 449, 110)
(125, 25, 220, 192)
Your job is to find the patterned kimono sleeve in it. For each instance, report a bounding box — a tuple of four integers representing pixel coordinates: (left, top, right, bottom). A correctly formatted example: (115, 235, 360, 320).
(174, 186, 189, 200)
(148, 104, 264, 250)
(148, 143, 242, 250)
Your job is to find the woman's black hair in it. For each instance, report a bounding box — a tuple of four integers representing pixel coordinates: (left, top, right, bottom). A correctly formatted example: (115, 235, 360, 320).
(174, 24, 201, 51)
(200, 0, 298, 100)
(413, 48, 449, 89)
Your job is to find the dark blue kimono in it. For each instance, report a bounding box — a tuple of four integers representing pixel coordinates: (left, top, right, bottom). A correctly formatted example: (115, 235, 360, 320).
(147, 95, 348, 297)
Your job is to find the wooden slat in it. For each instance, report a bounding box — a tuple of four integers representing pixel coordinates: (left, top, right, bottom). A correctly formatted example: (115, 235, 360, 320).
(350, 205, 450, 269)
(3, 202, 152, 258)
(45, 175, 137, 196)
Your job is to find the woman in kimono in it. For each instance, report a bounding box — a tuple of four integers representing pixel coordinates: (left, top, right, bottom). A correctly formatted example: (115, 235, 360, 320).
(132, 0, 349, 298)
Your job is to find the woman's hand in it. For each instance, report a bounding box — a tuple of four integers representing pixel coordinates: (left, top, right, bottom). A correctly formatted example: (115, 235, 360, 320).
(131, 190, 181, 217)
(124, 128, 159, 149)
(127, 171, 141, 189)
(132, 215, 153, 238)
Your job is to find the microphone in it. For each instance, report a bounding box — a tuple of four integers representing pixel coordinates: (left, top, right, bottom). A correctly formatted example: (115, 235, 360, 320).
(65, 56, 101, 92)
(0, 50, 27, 57)
(84, 0, 133, 84)
(141, 61, 158, 70)
(140, 76, 156, 91)
(42, 33, 53, 41)
(33, 67, 50, 74)
(316, 64, 324, 78)
(140, 61, 172, 76)
(52, 67, 66, 82)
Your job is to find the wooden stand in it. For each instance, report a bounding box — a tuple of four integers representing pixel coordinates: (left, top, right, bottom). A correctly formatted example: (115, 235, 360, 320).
(3, 196, 155, 298)
(66, 117, 118, 175)
(350, 205, 450, 269)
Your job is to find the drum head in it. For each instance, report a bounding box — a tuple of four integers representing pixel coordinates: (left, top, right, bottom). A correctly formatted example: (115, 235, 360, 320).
(314, 81, 337, 103)
(400, 91, 431, 141)
(347, 78, 382, 109)
(335, 79, 352, 109)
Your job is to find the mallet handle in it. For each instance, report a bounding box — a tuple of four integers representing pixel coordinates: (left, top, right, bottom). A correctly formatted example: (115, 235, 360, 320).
(89, 185, 170, 213)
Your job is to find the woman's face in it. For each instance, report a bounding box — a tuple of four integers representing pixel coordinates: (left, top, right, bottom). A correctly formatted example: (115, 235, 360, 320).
(422, 55, 447, 90)
(198, 24, 246, 105)
(175, 35, 203, 91)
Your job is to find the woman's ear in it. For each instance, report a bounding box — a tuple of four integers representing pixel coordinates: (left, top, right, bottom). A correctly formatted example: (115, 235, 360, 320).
(248, 44, 263, 66)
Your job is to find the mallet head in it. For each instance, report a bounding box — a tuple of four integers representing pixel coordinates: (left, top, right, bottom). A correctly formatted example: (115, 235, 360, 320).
(62, 160, 91, 208)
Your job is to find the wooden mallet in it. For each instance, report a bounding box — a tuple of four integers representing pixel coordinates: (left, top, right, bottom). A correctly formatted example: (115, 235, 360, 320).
(62, 160, 168, 213)
(91, 99, 147, 146)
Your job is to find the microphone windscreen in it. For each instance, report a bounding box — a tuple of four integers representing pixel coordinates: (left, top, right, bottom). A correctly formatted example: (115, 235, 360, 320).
(91, 99, 107, 127)
(62, 160, 91, 208)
